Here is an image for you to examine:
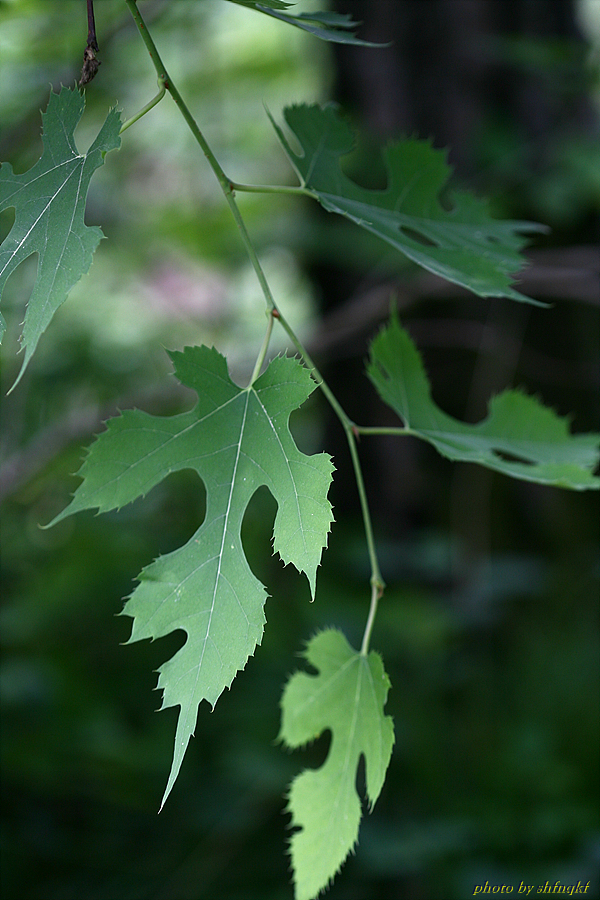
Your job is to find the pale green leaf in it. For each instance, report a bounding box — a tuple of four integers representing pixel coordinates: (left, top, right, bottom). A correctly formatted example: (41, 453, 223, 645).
(280, 629, 394, 900)
(0, 86, 121, 385)
(50, 346, 334, 806)
(367, 313, 600, 490)
(270, 103, 547, 302)
(227, 1, 381, 45)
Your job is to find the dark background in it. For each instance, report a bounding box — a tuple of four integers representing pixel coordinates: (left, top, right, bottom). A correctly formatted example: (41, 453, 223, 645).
(1, 1, 599, 899)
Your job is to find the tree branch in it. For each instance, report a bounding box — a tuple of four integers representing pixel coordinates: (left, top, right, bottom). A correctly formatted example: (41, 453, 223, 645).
(80, 0, 100, 86)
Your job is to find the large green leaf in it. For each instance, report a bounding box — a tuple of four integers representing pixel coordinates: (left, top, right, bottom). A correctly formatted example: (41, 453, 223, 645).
(50, 346, 334, 806)
(270, 103, 546, 302)
(280, 629, 394, 900)
(227, 1, 381, 45)
(367, 313, 600, 489)
(0, 86, 121, 385)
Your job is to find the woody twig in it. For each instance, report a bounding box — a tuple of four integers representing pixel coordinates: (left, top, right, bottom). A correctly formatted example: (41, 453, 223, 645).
(79, 0, 100, 86)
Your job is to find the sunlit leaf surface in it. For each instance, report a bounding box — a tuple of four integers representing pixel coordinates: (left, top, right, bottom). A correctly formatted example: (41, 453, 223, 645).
(51, 346, 334, 805)
(280, 629, 394, 900)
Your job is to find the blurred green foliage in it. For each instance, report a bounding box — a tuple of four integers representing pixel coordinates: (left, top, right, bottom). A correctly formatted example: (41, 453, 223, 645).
(1, 2, 598, 899)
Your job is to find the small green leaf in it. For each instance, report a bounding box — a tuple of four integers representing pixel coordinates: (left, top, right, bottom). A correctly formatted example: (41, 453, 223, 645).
(50, 346, 334, 806)
(270, 103, 546, 302)
(280, 629, 394, 900)
(0, 86, 121, 385)
(367, 313, 600, 490)
(227, 1, 381, 45)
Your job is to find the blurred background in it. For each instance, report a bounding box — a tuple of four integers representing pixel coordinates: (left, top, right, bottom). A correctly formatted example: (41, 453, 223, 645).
(1, 1, 598, 898)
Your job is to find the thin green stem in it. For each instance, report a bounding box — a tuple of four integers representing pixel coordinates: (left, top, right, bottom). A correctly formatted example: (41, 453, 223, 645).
(356, 425, 410, 436)
(274, 306, 386, 653)
(119, 81, 165, 133)
(346, 428, 385, 654)
(124, 0, 230, 192)
(271, 313, 385, 631)
(125, 0, 385, 651)
(229, 180, 313, 198)
(361, 579, 383, 656)
(249, 311, 276, 386)
(124, 2, 277, 312)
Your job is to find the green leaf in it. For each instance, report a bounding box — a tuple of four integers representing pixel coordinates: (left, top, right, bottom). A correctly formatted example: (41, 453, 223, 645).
(367, 313, 600, 490)
(0, 86, 121, 386)
(227, 1, 381, 46)
(280, 629, 394, 900)
(270, 103, 547, 302)
(228, 0, 293, 10)
(50, 346, 334, 806)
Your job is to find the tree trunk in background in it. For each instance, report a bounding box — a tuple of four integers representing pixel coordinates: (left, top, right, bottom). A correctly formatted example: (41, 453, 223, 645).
(332, 0, 591, 174)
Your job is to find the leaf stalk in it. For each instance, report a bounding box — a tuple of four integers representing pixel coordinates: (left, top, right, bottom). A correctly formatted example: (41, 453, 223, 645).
(356, 425, 410, 436)
(119, 80, 166, 133)
(249, 310, 276, 386)
(229, 181, 314, 198)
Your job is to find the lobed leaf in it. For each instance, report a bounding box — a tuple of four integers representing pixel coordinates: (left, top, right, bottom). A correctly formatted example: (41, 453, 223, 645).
(280, 629, 394, 900)
(367, 313, 600, 489)
(50, 346, 334, 806)
(0, 86, 121, 386)
(270, 103, 547, 302)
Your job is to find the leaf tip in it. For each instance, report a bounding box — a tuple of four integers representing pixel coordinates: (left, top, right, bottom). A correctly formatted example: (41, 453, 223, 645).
(5, 356, 28, 395)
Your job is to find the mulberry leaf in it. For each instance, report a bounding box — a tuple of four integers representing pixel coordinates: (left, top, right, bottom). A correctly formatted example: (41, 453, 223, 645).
(50, 346, 334, 806)
(368, 313, 600, 489)
(280, 629, 394, 900)
(0, 86, 121, 385)
(270, 103, 546, 303)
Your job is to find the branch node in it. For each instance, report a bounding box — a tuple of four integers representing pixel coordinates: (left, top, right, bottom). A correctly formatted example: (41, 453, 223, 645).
(79, 46, 101, 86)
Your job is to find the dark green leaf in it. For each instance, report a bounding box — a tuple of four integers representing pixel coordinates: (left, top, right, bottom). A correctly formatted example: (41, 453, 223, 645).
(270, 104, 547, 302)
(228, 0, 292, 11)
(367, 313, 600, 489)
(227, 1, 382, 46)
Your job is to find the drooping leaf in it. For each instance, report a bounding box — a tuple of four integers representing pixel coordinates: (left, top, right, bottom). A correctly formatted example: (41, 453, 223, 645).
(50, 346, 334, 806)
(280, 629, 394, 900)
(227, 1, 381, 45)
(0, 86, 121, 385)
(270, 103, 547, 302)
(367, 312, 600, 490)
